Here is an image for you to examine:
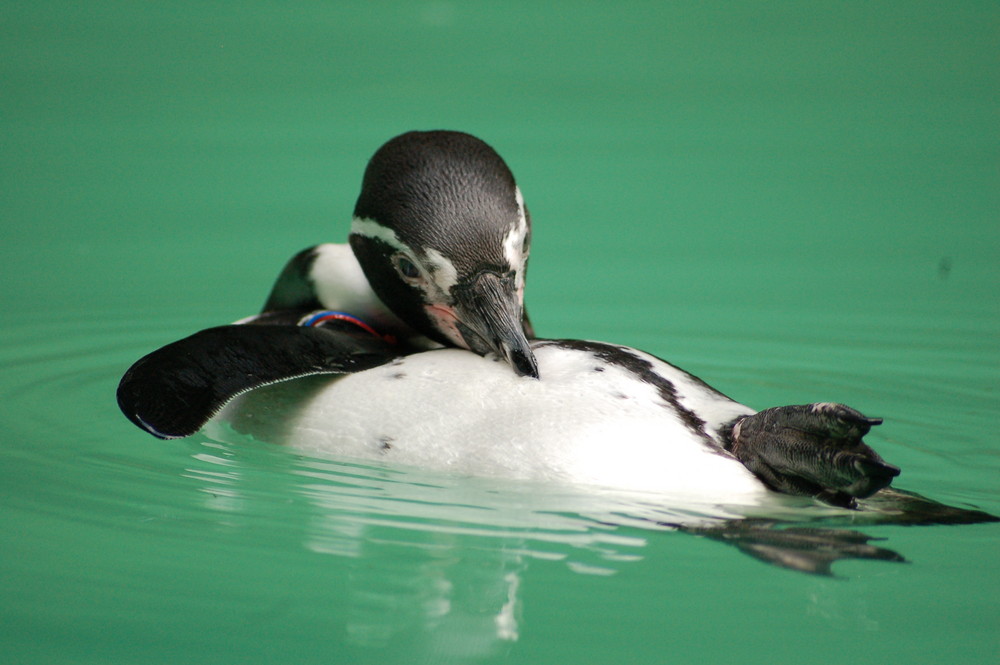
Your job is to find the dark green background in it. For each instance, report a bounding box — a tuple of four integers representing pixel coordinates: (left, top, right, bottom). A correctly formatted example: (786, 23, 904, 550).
(5, 2, 997, 328)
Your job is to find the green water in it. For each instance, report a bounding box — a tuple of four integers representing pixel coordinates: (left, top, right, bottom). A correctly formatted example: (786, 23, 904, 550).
(2, 2, 998, 663)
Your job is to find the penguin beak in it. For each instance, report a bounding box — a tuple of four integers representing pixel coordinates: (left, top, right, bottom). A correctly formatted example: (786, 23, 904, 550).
(451, 271, 539, 379)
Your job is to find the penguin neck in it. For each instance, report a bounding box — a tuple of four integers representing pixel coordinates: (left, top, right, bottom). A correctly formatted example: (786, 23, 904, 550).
(310, 243, 438, 350)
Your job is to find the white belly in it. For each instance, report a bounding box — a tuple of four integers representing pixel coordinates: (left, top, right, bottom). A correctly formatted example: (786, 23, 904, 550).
(215, 343, 768, 501)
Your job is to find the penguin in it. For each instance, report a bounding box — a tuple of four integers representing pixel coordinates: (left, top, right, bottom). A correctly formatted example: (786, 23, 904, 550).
(117, 130, 996, 524)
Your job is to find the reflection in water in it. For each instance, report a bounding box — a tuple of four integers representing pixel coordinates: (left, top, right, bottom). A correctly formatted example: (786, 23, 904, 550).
(184, 450, 248, 524)
(183, 437, 689, 656)
(299, 474, 528, 656)
(183, 431, 927, 656)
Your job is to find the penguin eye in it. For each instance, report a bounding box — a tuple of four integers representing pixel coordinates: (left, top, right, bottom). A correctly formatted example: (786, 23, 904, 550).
(394, 255, 421, 281)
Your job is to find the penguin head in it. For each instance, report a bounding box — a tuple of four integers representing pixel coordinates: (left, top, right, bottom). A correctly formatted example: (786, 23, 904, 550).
(350, 130, 537, 378)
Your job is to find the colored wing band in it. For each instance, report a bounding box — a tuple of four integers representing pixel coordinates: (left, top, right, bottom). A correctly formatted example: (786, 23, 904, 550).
(300, 310, 397, 344)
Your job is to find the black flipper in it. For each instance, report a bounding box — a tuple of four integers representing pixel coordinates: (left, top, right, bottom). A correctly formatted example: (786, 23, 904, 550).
(261, 246, 324, 313)
(727, 403, 900, 508)
(117, 324, 399, 439)
(677, 520, 906, 576)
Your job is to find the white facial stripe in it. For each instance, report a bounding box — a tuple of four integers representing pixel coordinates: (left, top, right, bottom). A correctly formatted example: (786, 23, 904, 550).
(353, 214, 429, 280)
(502, 225, 524, 269)
(352, 216, 459, 304)
(503, 186, 529, 287)
(351, 216, 410, 254)
(423, 247, 460, 293)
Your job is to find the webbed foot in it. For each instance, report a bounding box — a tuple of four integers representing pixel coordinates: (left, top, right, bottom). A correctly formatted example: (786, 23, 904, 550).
(728, 403, 900, 508)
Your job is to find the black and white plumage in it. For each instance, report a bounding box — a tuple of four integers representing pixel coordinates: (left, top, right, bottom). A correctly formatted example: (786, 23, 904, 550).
(349, 131, 537, 377)
(117, 130, 996, 560)
(217, 336, 765, 500)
